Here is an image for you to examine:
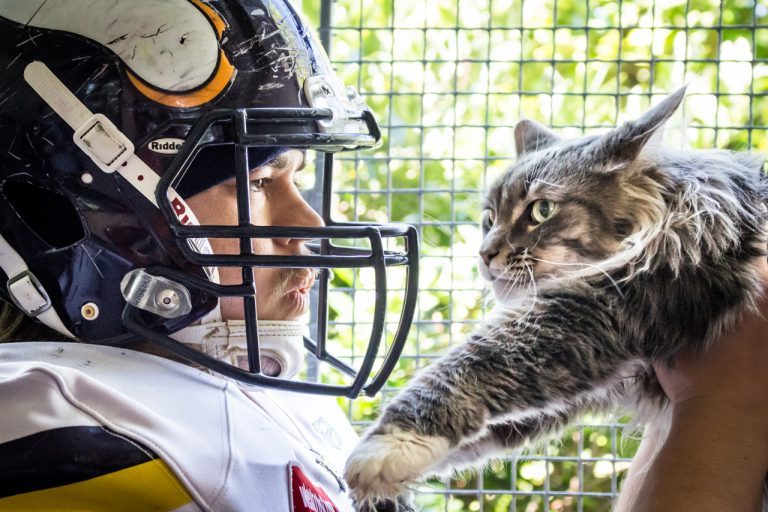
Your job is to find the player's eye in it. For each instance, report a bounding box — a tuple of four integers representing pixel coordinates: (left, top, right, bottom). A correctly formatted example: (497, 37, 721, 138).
(249, 178, 270, 192)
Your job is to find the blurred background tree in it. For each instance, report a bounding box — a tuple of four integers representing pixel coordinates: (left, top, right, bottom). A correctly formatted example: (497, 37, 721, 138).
(298, 0, 767, 510)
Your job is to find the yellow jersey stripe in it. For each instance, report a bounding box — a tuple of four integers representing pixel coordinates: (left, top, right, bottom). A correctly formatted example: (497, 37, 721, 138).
(0, 459, 194, 512)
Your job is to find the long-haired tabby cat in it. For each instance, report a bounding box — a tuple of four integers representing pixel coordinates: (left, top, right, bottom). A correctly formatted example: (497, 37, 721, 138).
(344, 88, 768, 507)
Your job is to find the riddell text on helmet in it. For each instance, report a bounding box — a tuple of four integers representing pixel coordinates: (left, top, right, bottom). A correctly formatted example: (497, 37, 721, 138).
(148, 138, 185, 154)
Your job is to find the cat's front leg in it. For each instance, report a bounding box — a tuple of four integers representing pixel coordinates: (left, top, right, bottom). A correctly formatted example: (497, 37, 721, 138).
(345, 295, 629, 504)
(440, 392, 615, 472)
(345, 394, 612, 503)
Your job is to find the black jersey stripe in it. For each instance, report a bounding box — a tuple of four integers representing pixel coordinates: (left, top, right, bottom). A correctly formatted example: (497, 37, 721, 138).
(0, 425, 157, 499)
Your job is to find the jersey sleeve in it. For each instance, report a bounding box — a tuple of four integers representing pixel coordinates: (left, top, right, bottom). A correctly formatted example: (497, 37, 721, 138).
(0, 364, 198, 512)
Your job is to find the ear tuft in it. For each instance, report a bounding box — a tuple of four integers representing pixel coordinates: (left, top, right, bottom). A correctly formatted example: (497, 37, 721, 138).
(514, 119, 562, 157)
(601, 86, 687, 163)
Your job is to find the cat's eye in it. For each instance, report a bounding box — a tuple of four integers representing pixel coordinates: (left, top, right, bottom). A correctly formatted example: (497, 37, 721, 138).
(530, 200, 557, 224)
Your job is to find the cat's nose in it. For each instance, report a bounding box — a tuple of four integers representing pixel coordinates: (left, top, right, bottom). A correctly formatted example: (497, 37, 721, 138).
(480, 248, 498, 266)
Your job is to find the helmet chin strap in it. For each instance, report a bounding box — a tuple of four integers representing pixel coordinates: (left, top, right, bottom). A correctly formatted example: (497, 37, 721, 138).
(174, 268, 307, 380)
(171, 320, 306, 379)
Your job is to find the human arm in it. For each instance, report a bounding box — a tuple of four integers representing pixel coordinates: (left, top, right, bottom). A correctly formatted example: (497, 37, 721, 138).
(621, 262, 768, 512)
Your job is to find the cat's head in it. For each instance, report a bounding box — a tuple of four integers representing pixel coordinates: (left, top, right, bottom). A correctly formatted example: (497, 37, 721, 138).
(480, 88, 686, 303)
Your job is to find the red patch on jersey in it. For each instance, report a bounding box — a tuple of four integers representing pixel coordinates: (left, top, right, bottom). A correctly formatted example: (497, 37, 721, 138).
(290, 464, 339, 512)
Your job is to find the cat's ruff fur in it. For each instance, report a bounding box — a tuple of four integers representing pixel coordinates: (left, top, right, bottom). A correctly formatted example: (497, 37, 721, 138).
(344, 88, 768, 507)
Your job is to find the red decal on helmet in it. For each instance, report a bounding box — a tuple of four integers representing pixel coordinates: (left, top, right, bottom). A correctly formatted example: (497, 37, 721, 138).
(170, 197, 192, 225)
(290, 464, 339, 512)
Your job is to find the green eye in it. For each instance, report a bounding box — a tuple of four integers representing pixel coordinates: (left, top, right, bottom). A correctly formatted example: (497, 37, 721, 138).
(530, 200, 557, 224)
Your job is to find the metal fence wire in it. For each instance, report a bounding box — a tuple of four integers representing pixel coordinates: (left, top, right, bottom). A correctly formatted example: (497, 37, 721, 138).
(299, 0, 768, 510)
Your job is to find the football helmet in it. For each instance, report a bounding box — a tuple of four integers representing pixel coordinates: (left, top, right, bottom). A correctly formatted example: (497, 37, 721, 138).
(0, 0, 418, 397)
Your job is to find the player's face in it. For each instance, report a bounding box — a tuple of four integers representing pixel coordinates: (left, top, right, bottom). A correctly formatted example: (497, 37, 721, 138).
(186, 150, 323, 321)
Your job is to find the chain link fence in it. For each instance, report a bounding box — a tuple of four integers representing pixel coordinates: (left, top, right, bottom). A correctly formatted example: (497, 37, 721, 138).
(300, 0, 768, 510)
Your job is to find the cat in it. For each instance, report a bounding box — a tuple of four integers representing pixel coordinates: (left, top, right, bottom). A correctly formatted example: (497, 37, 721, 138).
(344, 87, 768, 508)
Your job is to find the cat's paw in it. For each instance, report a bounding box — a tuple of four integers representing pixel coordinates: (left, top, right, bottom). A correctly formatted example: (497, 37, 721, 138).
(344, 427, 450, 504)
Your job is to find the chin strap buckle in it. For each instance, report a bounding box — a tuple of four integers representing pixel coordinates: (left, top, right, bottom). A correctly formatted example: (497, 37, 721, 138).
(120, 269, 193, 319)
(73, 113, 135, 173)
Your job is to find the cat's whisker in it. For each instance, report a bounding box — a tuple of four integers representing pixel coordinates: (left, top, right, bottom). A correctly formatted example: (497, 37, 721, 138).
(530, 178, 565, 189)
(529, 230, 544, 251)
(498, 278, 512, 300)
(420, 213, 456, 249)
(501, 262, 524, 297)
(514, 260, 538, 323)
(533, 154, 559, 182)
(529, 256, 626, 299)
(507, 273, 520, 295)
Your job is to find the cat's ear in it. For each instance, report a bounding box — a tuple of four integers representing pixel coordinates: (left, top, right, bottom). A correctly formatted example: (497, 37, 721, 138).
(600, 86, 687, 163)
(514, 119, 562, 157)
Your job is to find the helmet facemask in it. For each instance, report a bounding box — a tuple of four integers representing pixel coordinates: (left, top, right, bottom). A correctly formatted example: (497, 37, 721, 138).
(121, 108, 419, 398)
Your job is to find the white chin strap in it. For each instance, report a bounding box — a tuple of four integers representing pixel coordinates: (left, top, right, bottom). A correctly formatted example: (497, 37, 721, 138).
(171, 320, 306, 379)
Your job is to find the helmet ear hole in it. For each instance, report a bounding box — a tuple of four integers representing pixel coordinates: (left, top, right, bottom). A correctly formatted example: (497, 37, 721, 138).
(3, 180, 85, 249)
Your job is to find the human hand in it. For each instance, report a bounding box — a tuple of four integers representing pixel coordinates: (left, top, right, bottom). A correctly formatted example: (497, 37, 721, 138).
(628, 259, 768, 512)
(654, 258, 768, 420)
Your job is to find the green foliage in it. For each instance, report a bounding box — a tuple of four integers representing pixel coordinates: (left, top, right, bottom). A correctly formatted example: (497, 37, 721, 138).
(298, 0, 766, 508)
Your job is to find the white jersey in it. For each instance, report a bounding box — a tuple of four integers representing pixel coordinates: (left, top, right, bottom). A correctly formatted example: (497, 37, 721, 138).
(0, 342, 358, 511)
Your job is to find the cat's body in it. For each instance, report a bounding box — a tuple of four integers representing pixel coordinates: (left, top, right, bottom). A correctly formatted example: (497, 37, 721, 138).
(344, 89, 768, 509)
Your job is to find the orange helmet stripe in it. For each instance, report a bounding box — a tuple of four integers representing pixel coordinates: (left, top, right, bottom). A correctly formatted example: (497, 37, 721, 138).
(189, 0, 227, 38)
(126, 54, 235, 109)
